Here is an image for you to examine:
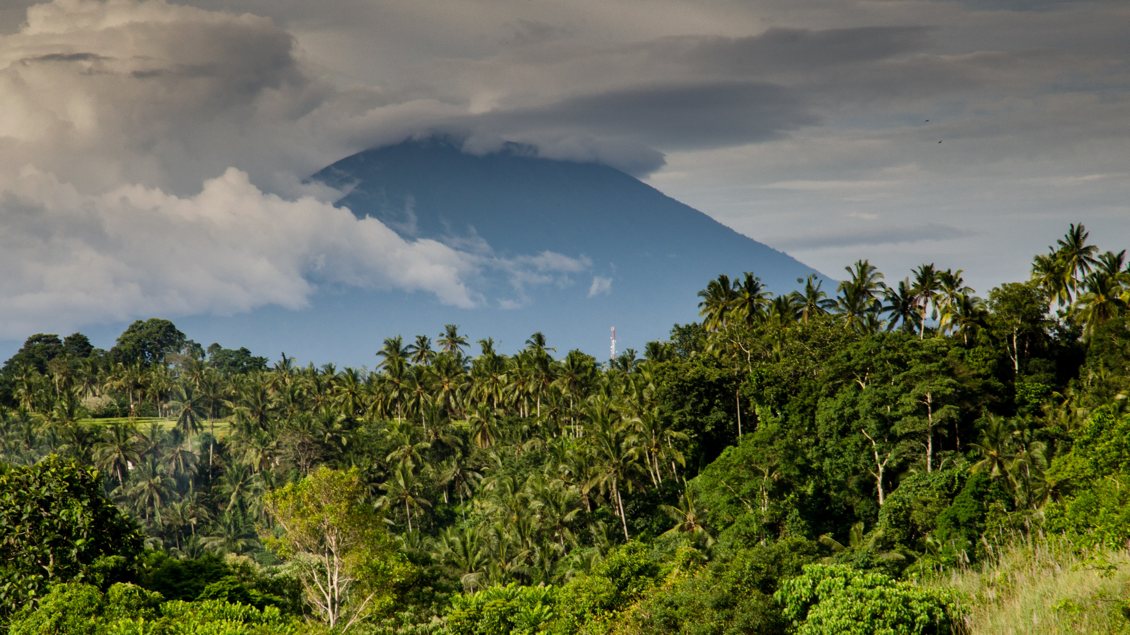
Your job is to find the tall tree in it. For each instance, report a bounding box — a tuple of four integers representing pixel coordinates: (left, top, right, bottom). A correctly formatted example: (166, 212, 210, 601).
(264, 467, 411, 631)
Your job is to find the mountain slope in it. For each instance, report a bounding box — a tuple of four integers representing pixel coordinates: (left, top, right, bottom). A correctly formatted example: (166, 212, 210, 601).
(19, 140, 823, 367)
(293, 138, 822, 362)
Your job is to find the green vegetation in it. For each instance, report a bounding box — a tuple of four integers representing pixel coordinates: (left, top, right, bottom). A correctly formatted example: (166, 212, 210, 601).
(1, 224, 1129, 632)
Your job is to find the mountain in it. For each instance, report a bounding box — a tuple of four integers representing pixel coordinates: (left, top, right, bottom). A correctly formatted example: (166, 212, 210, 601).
(299, 138, 822, 363)
(3, 139, 823, 368)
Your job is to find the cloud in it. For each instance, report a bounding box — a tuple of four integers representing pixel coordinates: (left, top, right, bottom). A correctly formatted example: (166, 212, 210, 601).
(588, 276, 613, 298)
(0, 167, 480, 338)
(500, 80, 817, 150)
(654, 27, 932, 76)
(760, 222, 972, 251)
(0, 0, 600, 339)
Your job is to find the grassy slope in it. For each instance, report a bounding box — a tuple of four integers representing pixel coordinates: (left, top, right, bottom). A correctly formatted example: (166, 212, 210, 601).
(930, 538, 1130, 634)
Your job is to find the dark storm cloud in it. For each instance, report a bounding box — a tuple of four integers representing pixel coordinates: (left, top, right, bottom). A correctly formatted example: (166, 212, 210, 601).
(23, 52, 109, 63)
(498, 81, 818, 150)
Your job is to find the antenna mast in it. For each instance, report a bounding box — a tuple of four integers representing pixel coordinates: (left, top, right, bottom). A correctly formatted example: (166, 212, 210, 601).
(610, 326, 616, 362)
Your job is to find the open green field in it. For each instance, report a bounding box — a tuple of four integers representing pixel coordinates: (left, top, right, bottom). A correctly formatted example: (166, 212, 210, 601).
(75, 416, 233, 439)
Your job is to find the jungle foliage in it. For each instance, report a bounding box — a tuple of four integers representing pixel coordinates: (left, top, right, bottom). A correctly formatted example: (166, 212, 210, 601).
(2, 224, 1130, 633)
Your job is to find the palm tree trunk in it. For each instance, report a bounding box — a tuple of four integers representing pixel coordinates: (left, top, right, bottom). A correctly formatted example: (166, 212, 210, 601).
(925, 392, 934, 473)
(613, 477, 630, 541)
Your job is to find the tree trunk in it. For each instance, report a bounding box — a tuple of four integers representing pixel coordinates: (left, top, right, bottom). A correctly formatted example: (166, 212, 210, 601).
(735, 389, 742, 438)
(862, 429, 890, 507)
(925, 391, 934, 473)
(613, 477, 630, 541)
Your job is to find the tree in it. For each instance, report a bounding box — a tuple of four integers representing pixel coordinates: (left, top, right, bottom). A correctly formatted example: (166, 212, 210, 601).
(263, 466, 411, 630)
(793, 274, 835, 324)
(439, 323, 470, 359)
(1055, 222, 1099, 302)
(911, 263, 940, 338)
(987, 282, 1050, 379)
(698, 274, 737, 332)
(732, 272, 772, 327)
(775, 564, 963, 635)
(836, 260, 886, 333)
(110, 318, 186, 368)
(0, 456, 143, 619)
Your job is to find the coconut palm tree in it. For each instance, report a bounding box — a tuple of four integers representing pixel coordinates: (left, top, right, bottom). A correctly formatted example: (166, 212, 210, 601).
(408, 335, 435, 367)
(1055, 222, 1099, 301)
(583, 397, 644, 541)
(95, 421, 144, 487)
(732, 272, 772, 327)
(792, 274, 836, 324)
(697, 274, 737, 332)
(883, 279, 918, 334)
(170, 383, 205, 438)
(836, 260, 886, 333)
(438, 323, 470, 359)
(911, 263, 940, 338)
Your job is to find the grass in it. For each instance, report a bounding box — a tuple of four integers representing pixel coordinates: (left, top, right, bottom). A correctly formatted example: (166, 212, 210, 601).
(929, 536, 1130, 634)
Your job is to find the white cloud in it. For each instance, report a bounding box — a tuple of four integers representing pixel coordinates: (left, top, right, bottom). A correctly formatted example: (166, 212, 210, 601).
(588, 276, 613, 298)
(0, 167, 478, 338)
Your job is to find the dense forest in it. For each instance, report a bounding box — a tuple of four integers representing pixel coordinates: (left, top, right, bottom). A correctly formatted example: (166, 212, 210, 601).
(2, 223, 1130, 633)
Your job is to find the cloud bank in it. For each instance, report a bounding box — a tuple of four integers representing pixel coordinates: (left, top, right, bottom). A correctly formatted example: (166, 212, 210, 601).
(0, 0, 592, 339)
(0, 167, 483, 338)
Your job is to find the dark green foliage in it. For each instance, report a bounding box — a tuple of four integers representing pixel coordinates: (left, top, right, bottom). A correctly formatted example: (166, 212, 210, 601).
(0, 455, 142, 620)
(932, 472, 1003, 563)
(652, 355, 738, 470)
(617, 538, 819, 635)
(138, 552, 300, 613)
(3, 334, 64, 374)
(549, 542, 663, 633)
(110, 318, 187, 367)
(206, 344, 269, 376)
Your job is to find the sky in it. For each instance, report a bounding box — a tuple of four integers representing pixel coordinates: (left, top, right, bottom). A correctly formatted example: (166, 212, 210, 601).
(0, 0, 1128, 345)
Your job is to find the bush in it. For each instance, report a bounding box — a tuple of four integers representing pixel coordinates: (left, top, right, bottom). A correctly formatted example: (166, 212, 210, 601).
(775, 564, 964, 635)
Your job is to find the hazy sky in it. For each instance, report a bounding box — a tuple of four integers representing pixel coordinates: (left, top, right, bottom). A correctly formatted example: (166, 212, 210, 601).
(1, 0, 1128, 340)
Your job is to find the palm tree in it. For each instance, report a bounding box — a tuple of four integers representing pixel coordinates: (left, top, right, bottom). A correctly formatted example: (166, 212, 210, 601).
(836, 260, 886, 333)
(1055, 222, 1098, 301)
(882, 279, 918, 334)
(1032, 251, 1070, 308)
(659, 489, 713, 547)
(970, 416, 1015, 480)
(408, 335, 435, 367)
(584, 398, 644, 541)
(697, 274, 736, 332)
(911, 263, 940, 338)
(163, 435, 200, 491)
(227, 374, 274, 435)
(438, 324, 470, 359)
(201, 509, 259, 555)
(379, 464, 431, 533)
(793, 274, 835, 324)
(435, 526, 489, 592)
(936, 269, 974, 336)
(947, 293, 989, 346)
(732, 272, 771, 327)
(95, 421, 144, 487)
(1073, 268, 1128, 337)
(128, 456, 177, 527)
(170, 383, 205, 438)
